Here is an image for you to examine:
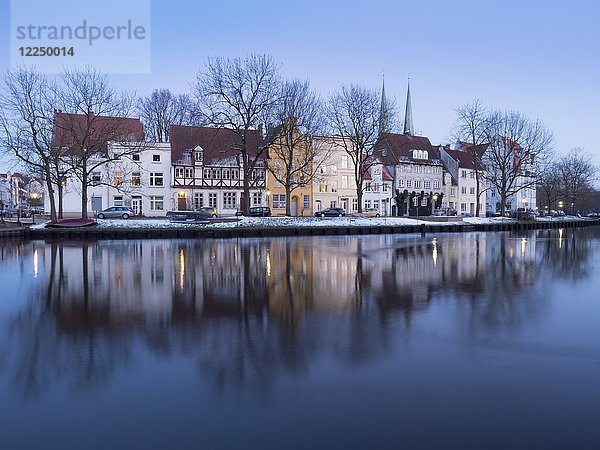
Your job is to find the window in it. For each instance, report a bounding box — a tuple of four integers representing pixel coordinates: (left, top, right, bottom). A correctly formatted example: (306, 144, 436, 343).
(470, 187, 476, 195)
(421, 197, 427, 206)
(341, 155, 348, 169)
(223, 192, 237, 209)
(330, 165, 338, 175)
(450, 188, 456, 197)
(398, 179, 405, 188)
(208, 193, 217, 208)
(185, 167, 193, 178)
(252, 192, 261, 206)
(319, 184, 327, 192)
(132, 172, 141, 186)
(461, 186, 467, 195)
(195, 151, 203, 162)
(424, 180, 431, 189)
(194, 193, 203, 209)
(365, 182, 371, 192)
(92, 172, 101, 183)
(303, 195, 310, 210)
(132, 153, 140, 162)
(414, 180, 422, 189)
(341, 175, 348, 189)
(150, 172, 163, 187)
(470, 171, 475, 179)
(461, 170, 467, 178)
(433, 181, 440, 189)
(365, 200, 372, 209)
(272, 194, 286, 209)
(175, 167, 184, 178)
(381, 148, 388, 157)
(406, 179, 412, 189)
(461, 203, 467, 212)
(203, 169, 211, 179)
(352, 198, 358, 212)
(383, 183, 388, 192)
(150, 196, 164, 211)
(152, 154, 161, 163)
(113, 196, 123, 206)
(113, 171, 123, 186)
(330, 200, 337, 208)
(374, 200, 380, 210)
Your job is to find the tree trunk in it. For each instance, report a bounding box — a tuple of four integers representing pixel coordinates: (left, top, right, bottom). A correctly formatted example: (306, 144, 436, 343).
(44, 166, 58, 222)
(285, 184, 292, 216)
(81, 159, 88, 219)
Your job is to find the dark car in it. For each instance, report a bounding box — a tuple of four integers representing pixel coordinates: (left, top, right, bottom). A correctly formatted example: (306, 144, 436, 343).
(96, 206, 135, 219)
(235, 206, 271, 217)
(314, 207, 346, 217)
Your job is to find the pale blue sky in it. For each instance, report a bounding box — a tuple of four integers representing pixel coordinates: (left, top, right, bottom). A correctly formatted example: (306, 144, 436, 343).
(1, 0, 599, 171)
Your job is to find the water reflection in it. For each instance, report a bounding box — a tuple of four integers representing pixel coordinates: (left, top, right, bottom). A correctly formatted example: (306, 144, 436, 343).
(1, 228, 599, 399)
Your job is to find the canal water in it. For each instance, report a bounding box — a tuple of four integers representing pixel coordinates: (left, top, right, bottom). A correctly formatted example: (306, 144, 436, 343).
(1, 229, 600, 449)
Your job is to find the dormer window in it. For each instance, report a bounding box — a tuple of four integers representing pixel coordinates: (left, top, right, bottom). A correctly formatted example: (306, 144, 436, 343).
(381, 148, 388, 157)
(412, 150, 429, 160)
(195, 151, 203, 163)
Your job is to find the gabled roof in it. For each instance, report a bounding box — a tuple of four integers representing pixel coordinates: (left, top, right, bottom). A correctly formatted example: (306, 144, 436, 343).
(170, 125, 264, 165)
(373, 132, 439, 165)
(457, 141, 488, 159)
(53, 112, 144, 152)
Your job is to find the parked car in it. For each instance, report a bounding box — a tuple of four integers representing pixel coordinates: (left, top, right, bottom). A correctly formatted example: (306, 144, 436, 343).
(314, 207, 346, 217)
(235, 206, 271, 217)
(95, 206, 135, 219)
(434, 207, 458, 216)
(196, 206, 218, 218)
(362, 208, 380, 217)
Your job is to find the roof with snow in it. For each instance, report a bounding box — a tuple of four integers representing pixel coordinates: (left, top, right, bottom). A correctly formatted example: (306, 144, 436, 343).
(373, 132, 442, 166)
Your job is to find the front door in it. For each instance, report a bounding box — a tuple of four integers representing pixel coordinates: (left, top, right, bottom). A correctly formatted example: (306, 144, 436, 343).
(177, 193, 187, 210)
(132, 197, 142, 216)
(291, 196, 298, 216)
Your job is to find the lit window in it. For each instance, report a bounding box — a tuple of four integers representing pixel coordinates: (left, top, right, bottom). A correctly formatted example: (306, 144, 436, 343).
(132, 172, 141, 186)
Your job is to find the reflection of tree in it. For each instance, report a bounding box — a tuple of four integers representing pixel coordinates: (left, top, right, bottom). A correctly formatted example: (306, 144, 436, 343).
(537, 228, 593, 281)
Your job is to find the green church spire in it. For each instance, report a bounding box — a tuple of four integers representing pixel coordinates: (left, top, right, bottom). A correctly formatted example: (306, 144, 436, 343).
(403, 79, 414, 135)
(379, 74, 390, 134)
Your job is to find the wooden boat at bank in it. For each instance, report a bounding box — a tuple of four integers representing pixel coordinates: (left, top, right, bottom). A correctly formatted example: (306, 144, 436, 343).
(45, 218, 98, 228)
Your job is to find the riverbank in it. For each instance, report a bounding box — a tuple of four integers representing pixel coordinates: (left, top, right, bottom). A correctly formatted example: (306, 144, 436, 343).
(0, 215, 596, 240)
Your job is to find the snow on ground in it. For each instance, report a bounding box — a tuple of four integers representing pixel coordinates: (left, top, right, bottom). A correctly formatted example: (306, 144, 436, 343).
(30, 214, 590, 230)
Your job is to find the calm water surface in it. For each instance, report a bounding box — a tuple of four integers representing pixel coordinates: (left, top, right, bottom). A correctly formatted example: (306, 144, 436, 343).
(1, 229, 600, 449)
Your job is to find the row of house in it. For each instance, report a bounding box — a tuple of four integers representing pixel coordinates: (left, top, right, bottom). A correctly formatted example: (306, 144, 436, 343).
(49, 85, 536, 218)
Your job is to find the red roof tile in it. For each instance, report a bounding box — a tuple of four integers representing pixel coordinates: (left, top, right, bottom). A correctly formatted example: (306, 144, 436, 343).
(53, 112, 144, 153)
(170, 125, 264, 166)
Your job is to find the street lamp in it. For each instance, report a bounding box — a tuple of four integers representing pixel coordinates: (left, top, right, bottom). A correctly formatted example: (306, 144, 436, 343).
(266, 190, 271, 207)
(558, 200, 564, 211)
(30, 193, 40, 224)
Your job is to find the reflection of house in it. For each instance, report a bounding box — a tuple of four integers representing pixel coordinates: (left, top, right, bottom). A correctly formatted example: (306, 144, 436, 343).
(312, 137, 358, 213)
(171, 125, 267, 214)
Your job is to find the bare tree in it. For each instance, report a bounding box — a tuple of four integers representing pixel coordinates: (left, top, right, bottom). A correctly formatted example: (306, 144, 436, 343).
(557, 149, 597, 214)
(0, 67, 60, 221)
(52, 68, 144, 218)
(138, 89, 194, 142)
(194, 54, 280, 214)
(537, 162, 562, 210)
(327, 85, 381, 212)
(452, 99, 489, 216)
(483, 110, 553, 216)
(267, 80, 328, 215)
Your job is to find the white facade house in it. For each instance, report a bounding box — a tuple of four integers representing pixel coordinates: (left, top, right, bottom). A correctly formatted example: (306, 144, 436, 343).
(374, 133, 444, 216)
(439, 145, 487, 216)
(170, 125, 267, 215)
(56, 142, 172, 217)
(362, 160, 394, 215)
(312, 137, 358, 214)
